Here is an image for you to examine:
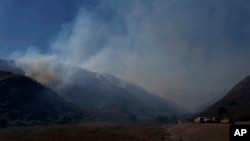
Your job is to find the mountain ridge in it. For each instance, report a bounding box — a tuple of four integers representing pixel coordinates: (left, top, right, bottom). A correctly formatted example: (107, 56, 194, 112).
(200, 75, 250, 120)
(54, 66, 186, 120)
(0, 71, 84, 126)
(0, 59, 24, 75)
(0, 59, 188, 122)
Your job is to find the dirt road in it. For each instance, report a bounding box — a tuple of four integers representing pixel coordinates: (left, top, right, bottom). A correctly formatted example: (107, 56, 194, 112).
(164, 123, 230, 141)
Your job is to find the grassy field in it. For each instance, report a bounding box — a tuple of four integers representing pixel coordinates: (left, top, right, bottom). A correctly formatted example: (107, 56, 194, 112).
(0, 123, 166, 141)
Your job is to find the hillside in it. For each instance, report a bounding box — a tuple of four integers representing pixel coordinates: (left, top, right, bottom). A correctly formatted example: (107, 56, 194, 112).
(51, 66, 187, 121)
(0, 59, 187, 122)
(0, 71, 83, 126)
(200, 76, 250, 120)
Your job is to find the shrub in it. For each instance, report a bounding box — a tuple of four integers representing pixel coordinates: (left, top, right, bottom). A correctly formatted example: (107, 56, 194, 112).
(155, 115, 169, 123)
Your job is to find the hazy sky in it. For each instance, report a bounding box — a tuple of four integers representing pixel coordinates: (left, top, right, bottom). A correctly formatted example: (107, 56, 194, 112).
(1, 0, 250, 111)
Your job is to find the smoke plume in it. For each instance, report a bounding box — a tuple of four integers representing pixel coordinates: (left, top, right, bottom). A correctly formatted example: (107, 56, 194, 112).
(11, 0, 250, 111)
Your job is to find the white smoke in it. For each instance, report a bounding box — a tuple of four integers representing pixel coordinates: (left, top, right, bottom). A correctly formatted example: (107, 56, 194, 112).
(11, 0, 250, 111)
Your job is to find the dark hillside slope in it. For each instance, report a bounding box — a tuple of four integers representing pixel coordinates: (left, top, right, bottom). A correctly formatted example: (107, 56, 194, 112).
(200, 76, 250, 120)
(0, 71, 83, 126)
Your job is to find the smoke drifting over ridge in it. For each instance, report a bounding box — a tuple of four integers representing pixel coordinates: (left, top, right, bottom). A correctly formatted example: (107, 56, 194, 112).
(11, 0, 250, 111)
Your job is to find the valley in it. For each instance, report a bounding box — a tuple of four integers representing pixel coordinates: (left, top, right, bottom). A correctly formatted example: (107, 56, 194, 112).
(1, 121, 249, 141)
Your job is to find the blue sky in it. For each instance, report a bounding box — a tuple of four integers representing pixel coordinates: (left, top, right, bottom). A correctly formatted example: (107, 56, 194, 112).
(2, 0, 249, 58)
(0, 0, 96, 56)
(1, 0, 250, 110)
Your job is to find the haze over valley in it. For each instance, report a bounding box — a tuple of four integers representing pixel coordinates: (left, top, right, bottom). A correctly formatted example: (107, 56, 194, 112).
(1, 1, 250, 140)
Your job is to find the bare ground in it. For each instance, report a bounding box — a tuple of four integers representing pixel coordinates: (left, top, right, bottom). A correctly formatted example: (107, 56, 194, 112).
(164, 122, 250, 141)
(0, 122, 249, 141)
(0, 123, 166, 141)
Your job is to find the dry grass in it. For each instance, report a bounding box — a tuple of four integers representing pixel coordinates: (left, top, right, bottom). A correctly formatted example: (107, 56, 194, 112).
(165, 122, 230, 141)
(0, 123, 166, 141)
